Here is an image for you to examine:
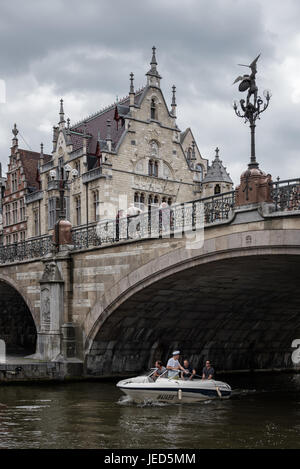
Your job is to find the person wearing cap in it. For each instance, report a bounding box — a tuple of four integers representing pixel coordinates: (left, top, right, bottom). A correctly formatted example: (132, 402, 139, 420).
(166, 351, 186, 379)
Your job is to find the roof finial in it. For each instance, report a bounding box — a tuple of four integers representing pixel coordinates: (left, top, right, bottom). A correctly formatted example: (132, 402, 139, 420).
(11, 123, 18, 150)
(215, 147, 220, 159)
(59, 98, 65, 127)
(130, 72, 135, 94)
(151, 46, 157, 66)
(40, 142, 44, 157)
(171, 85, 177, 117)
(146, 45, 162, 87)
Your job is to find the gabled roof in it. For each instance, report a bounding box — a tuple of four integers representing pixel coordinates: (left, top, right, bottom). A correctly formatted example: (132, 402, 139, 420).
(18, 149, 51, 192)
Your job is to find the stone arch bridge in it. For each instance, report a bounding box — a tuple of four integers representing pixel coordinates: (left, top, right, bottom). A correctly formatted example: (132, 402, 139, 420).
(1, 185, 300, 377)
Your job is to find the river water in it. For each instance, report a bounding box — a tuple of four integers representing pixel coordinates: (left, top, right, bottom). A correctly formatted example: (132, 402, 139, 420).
(0, 373, 300, 449)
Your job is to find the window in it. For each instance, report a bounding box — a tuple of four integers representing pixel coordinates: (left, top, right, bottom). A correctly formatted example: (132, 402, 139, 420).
(151, 98, 157, 120)
(75, 161, 81, 177)
(11, 172, 18, 192)
(12, 201, 18, 224)
(148, 160, 153, 176)
(148, 160, 158, 177)
(20, 231, 26, 242)
(195, 164, 203, 182)
(75, 196, 81, 226)
(214, 184, 221, 195)
(5, 204, 11, 226)
(48, 197, 58, 229)
(34, 209, 39, 237)
(6, 234, 11, 245)
(13, 233, 18, 244)
(20, 198, 25, 221)
(93, 190, 100, 221)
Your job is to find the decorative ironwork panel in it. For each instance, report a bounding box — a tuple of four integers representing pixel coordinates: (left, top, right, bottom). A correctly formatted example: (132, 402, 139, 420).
(0, 236, 53, 264)
(270, 179, 300, 212)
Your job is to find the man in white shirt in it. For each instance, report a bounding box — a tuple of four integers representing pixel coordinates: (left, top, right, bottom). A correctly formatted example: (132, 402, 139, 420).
(166, 351, 186, 378)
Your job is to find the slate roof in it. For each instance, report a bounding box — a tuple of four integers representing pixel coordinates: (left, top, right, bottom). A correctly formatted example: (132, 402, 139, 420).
(202, 150, 233, 184)
(18, 149, 51, 192)
(70, 88, 145, 155)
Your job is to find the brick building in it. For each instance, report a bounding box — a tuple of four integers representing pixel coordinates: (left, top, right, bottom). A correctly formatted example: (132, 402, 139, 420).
(2, 125, 50, 245)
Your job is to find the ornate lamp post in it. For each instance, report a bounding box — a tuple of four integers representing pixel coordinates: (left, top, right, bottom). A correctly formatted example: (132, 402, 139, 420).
(233, 54, 272, 169)
(50, 165, 78, 248)
(233, 55, 273, 205)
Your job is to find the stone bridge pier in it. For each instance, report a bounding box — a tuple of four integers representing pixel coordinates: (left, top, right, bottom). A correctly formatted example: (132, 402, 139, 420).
(1, 202, 300, 379)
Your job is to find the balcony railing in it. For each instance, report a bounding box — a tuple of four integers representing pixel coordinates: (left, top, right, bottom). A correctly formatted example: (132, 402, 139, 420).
(82, 167, 104, 184)
(25, 190, 44, 204)
(0, 235, 53, 264)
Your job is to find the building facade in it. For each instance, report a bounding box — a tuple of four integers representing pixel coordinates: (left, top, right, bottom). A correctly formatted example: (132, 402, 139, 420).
(4, 47, 233, 243)
(2, 125, 51, 245)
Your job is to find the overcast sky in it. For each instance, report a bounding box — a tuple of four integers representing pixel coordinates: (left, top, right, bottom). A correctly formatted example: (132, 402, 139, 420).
(0, 0, 300, 184)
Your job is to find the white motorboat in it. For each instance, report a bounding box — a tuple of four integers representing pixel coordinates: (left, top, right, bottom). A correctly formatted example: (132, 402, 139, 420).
(117, 370, 231, 404)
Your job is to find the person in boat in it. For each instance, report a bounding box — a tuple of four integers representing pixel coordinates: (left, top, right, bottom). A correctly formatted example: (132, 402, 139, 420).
(202, 360, 215, 380)
(152, 360, 166, 380)
(181, 359, 196, 380)
(166, 351, 186, 378)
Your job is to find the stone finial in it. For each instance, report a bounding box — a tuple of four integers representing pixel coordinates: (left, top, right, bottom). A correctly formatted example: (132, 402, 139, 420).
(11, 123, 18, 149)
(106, 119, 112, 151)
(40, 142, 44, 159)
(59, 98, 65, 127)
(130, 72, 135, 94)
(146, 45, 162, 86)
(171, 85, 177, 117)
(215, 147, 220, 159)
(12, 123, 18, 138)
(151, 46, 157, 66)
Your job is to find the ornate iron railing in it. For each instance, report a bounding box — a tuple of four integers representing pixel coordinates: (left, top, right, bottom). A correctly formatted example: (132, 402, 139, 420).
(202, 191, 235, 224)
(270, 178, 300, 212)
(71, 191, 236, 250)
(0, 236, 53, 264)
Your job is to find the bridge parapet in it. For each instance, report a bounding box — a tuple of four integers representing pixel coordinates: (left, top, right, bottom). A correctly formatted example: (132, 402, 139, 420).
(1, 179, 300, 265)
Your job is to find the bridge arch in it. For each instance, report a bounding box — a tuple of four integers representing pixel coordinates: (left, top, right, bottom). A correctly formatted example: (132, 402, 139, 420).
(84, 227, 300, 376)
(0, 273, 37, 356)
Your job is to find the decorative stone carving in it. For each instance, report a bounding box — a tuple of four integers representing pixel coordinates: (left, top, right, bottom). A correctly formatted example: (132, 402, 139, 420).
(41, 261, 63, 283)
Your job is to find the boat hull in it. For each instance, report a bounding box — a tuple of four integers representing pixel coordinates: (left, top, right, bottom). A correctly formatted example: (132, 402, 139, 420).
(117, 377, 231, 403)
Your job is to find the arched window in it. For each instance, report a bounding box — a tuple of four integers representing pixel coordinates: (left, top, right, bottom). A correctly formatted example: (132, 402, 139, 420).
(140, 193, 145, 206)
(151, 98, 157, 120)
(154, 195, 159, 205)
(214, 184, 221, 195)
(167, 197, 172, 206)
(154, 161, 159, 177)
